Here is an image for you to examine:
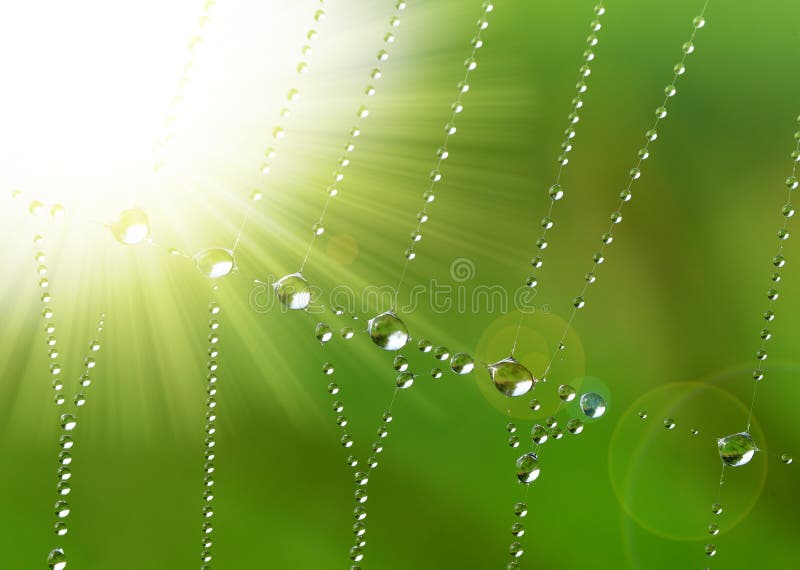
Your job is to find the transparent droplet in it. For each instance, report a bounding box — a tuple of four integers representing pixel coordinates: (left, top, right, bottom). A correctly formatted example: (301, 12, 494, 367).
(368, 311, 409, 350)
(705, 544, 716, 557)
(393, 355, 409, 372)
(682, 41, 695, 54)
(396, 372, 414, 389)
(274, 273, 311, 310)
(450, 352, 475, 374)
(663, 418, 675, 429)
(341, 434, 354, 448)
(513, 502, 528, 517)
(509, 541, 524, 558)
(194, 248, 235, 279)
(579, 392, 606, 418)
(566, 419, 584, 435)
(529, 398, 541, 412)
(718, 432, 758, 467)
(693, 16, 706, 29)
(322, 362, 334, 375)
(487, 357, 535, 397)
(558, 384, 577, 402)
(531, 424, 548, 445)
(60, 414, 77, 431)
(712, 502, 723, 515)
(515, 452, 541, 484)
(511, 522, 525, 537)
(315, 323, 332, 343)
(433, 346, 450, 360)
(418, 339, 432, 352)
(708, 522, 719, 536)
(110, 209, 150, 245)
(549, 184, 564, 201)
(55, 500, 70, 518)
(781, 453, 793, 464)
(431, 368, 443, 379)
(47, 548, 67, 570)
(508, 435, 520, 448)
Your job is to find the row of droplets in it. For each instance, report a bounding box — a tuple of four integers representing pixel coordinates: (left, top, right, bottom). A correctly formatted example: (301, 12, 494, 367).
(199, 294, 222, 568)
(702, 116, 800, 566)
(390, 1, 496, 307)
(36, 234, 106, 570)
(298, 0, 409, 273)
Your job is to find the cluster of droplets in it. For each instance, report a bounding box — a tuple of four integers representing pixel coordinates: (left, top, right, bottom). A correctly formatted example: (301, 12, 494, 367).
(701, 115, 800, 565)
(415, 338, 476, 379)
(152, 0, 219, 173)
(34, 235, 106, 570)
(199, 295, 222, 568)
(249, 1, 330, 204)
(314, 314, 402, 568)
(390, 1, 495, 304)
(297, 0, 409, 275)
(502, 389, 606, 568)
(523, 2, 606, 293)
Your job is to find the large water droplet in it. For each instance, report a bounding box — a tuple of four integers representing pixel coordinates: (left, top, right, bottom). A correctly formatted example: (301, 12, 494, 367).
(194, 248, 235, 279)
(110, 209, 150, 245)
(368, 311, 409, 350)
(515, 452, 541, 484)
(579, 392, 607, 418)
(718, 432, 758, 467)
(487, 357, 534, 397)
(274, 273, 311, 310)
(47, 548, 67, 570)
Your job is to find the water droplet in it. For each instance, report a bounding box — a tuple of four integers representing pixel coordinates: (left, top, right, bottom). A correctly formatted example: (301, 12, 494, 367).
(690, 428, 700, 436)
(396, 372, 414, 389)
(418, 339, 432, 352)
(712, 502, 723, 515)
(341, 434, 354, 448)
(48, 548, 67, 570)
(511, 522, 525, 537)
(781, 453, 793, 464)
(693, 15, 706, 28)
(549, 184, 564, 200)
(55, 500, 70, 518)
(54, 521, 68, 536)
(515, 452, 541, 484)
(274, 273, 311, 310)
(529, 399, 541, 411)
(663, 418, 675, 429)
(566, 419, 584, 434)
(508, 435, 520, 448)
(487, 357, 534, 397)
(558, 384, 577, 402)
(194, 248, 235, 279)
(513, 502, 528, 517)
(315, 323, 332, 343)
(434, 346, 450, 360)
(50, 204, 66, 217)
(705, 544, 716, 557)
(718, 432, 758, 467)
(393, 355, 409, 371)
(431, 368, 443, 379)
(450, 352, 474, 374)
(60, 414, 77, 431)
(340, 327, 354, 340)
(531, 424, 548, 445)
(29, 200, 45, 215)
(322, 362, 334, 375)
(368, 311, 409, 350)
(580, 392, 606, 418)
(509, 542, 524, 558)
(110, 209, 150, 245)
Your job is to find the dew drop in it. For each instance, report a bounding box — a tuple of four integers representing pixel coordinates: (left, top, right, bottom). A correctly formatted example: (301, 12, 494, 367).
(368, 311, 409, 350)
(47, 548, 67, 570)
(393, 355, 409, 372)
(110, 209, 150, 245)
(396, 372, 414, 389)
(663, 418, 675, 430)
(487, 357, 534, 397)
(450, 352, 474, 374)
(515, 452, 541, 484)
(718, 432, 758, 467)
(274, 273, 311, 310)
(194, 248, 235, 279)
(315, 323, 332, 343)
(558, 384, 577, 402)
(781, 453, 793, 464)
(579, 392, 606, 418)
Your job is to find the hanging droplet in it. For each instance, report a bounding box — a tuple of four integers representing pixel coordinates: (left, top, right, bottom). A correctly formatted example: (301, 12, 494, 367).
(431, 368, 443, 379)
(54, 500, 70, 518)
(487, 357, 535, 397)
(515, 452, 541, 484)
(433, 346, 450, 360)
(663, 418, 675, 430)
(705, 544, 716, 557)
(529, 398, 541, 411)
(60, 414, 77, 431)
(340, 327, 354, 339)
(711, 502, 723, 515)
(508, 435, 520, 448)
(418, 339, 432, 352)
(193, 248, 235, 279)
(781, 453, 793, 464)
(274, 273, 311, 310)
(109, 208, 150, 245)
(513, 502, 528, 517)
(579, 392, 606, 418)
(566, 419, 584, 435)
(717, 432, 758, 467)
(368, 311, 409, 350)
(393, 355, 409, 371)
(450, 352, 475, 374)
(708, 522, 719, 536)
(531, 424, 548, 445)
(558, 384, 577, 402)
(315, 323, 332, 343)
(47, 548, 67, 570)
(396, 372, 414, 389)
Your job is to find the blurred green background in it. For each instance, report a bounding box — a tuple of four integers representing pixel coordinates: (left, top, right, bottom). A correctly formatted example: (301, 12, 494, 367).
(1, 0, 799, 568)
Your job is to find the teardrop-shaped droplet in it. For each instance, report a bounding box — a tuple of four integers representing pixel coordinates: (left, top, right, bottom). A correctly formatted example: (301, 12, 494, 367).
(274, 273, 311, 310)
(368, 311, 409, 350)
(487, 357, 534, 397)
(718, 432, 758, 467)
(110, 208, 150, 245)
(193, 248, 235, 279)
(515, 452, 541, 484)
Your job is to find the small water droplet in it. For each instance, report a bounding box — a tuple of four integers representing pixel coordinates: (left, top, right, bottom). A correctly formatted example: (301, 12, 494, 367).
(274, 273, 311, 310)
(718, 432, 758, 467)
(487, 357, 534, 397)
(110, 209, 150, 245)
(368, 312, 409, 350)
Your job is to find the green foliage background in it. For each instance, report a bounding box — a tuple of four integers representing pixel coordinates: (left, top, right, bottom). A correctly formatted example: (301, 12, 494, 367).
(1, 0, 799, 568)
